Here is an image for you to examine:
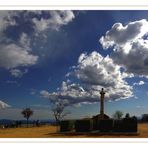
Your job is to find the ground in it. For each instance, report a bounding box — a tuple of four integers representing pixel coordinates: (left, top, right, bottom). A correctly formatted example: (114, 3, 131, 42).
(0, 123, 148, 138)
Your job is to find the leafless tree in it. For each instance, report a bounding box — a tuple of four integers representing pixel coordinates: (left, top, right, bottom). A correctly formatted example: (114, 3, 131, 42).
(52, 101, 70, 126)
(21, 108, 33, 127)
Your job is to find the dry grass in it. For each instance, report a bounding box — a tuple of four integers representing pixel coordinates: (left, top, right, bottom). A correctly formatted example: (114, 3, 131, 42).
(0, 125, 56, 138)
(0, 123, 148, 138)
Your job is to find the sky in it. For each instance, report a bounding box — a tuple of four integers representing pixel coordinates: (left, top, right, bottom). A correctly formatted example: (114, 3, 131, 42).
(0, 10, 148, 120)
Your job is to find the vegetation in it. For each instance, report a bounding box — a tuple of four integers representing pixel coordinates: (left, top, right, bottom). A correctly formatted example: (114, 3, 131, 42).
(141, 114, 148, 122)
(52, 101, 70, 126)
(125, 113, 130, 118)
(113, 110, 123, 119)
(21, 108, 33, 127)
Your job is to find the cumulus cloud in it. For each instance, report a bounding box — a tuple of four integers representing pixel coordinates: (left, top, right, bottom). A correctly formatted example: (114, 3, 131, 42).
(1, 10, 75, 34)
(10, 69, 28, 78)
(100, 19, 148, 77)
(133, 80, 145, 86)
(0, 11, 17, 34)
(0, 44, 38, 69)
(100, 19, 148, 49)
(40, 82, 89, 105)
(32, 10, 75, 32)
(70, 51, 133, 101)
(75, 52, 125, 87)
(40, 51, 133, 106)
(40, 90, 51, 98)
(0, 12, 38, 71)
(0, 100, 10, 109)
(19, 33, 31, 51)
(0, 10, 75, 77)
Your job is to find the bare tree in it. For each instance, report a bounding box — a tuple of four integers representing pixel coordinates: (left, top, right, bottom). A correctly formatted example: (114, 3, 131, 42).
(52, 101, 70, 126)
(21, 108, 33, 127)
(113, 110, 123, 119)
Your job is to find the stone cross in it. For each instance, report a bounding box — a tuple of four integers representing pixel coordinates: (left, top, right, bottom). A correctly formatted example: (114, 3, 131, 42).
(100, 88, 105, 118)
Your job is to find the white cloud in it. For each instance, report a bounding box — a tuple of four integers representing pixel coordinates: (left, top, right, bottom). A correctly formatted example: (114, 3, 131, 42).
(32, 18, 49, 32)
(100, 19, 148, 49)
(0, 11, 17, 34)
(40, 90, 51, 98)
(10, 69, 28, 78)
(136, 105, 145, 108)
(40, 51, 133, 105)
(75, 52, 125, 87)
(138, 80, 144, 85)
(0, 11, 75, 76)
(19, 33, 31, 51)
(6, 80, 17, 84)
(0, 12, 38, 71)
(72, 51, 133, 101)
(0, 100, 10, 109)
(32, 10, 75, 32)
(100, 19, 148, 76)
(0, 44, 38, 69)
(111, 40, 148, 76)
(133, 80, 145, 86)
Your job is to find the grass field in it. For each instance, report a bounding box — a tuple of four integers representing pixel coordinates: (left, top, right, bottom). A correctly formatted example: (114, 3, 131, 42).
(0, 123, 148, 138)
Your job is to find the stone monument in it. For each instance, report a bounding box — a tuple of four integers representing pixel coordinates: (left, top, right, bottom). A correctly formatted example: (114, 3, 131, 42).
(100, 88, 105, 119)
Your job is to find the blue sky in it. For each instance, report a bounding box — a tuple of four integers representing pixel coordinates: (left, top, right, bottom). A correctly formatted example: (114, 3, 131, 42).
(0, 10, 148, 120)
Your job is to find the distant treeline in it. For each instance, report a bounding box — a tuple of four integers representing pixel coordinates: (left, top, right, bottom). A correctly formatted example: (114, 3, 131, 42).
(0, 119, 56, 125)
(139, 114, 148, 122)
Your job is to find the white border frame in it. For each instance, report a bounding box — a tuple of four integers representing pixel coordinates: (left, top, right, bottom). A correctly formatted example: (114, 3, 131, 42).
(0, 0, 148, 144)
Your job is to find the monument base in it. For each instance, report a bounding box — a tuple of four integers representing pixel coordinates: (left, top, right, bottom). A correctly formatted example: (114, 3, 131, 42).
(59, 131, 140, 136)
